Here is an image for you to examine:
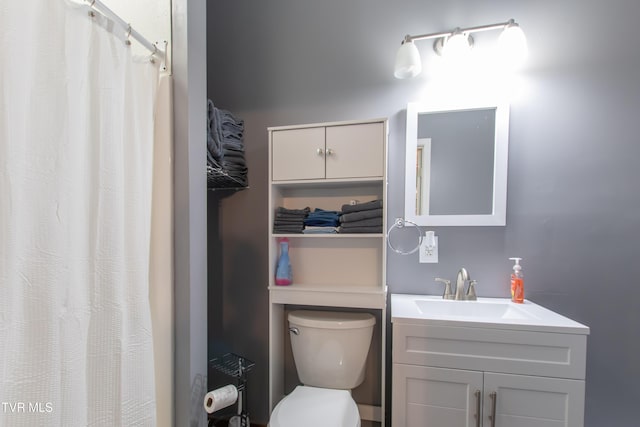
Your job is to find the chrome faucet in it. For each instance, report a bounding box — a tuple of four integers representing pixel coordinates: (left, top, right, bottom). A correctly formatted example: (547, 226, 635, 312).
(455, 268, 477, 301)
(455, 268, 469, 300)
(435, 278, 453, 299)
(435, 268, 477, 301)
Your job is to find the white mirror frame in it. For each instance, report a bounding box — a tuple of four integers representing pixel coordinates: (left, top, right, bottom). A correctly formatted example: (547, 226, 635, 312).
(404, 99, 510, 226)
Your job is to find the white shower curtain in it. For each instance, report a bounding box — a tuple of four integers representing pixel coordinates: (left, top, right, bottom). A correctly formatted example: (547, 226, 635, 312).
(1, 1, 161, 425)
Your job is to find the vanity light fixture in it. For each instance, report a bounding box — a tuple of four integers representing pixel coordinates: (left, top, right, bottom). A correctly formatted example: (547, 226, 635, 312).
(394, 19, 527, 79)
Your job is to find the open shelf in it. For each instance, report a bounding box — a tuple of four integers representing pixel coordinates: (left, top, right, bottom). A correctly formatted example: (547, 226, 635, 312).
(271, 233, 384, 238)
(271, 177, 384, 189)
(269, 284, 387, 309)
(207, 165, 248, 191)
(209, 353, 255, 379)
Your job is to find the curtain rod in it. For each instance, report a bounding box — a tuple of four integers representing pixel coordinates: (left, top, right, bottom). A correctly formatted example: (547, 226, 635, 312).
(87, 0, 165, 60)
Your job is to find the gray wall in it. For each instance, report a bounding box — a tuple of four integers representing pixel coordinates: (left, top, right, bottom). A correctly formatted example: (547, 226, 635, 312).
(207, 0, 640, 425)
(173, 0, 208, 425)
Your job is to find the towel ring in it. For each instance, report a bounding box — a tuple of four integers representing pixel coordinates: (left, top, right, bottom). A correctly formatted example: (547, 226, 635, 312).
(387, 218, 423, 255)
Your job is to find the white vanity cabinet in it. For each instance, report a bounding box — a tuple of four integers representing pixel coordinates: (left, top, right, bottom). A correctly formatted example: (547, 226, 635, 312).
(268, 118, 388, 426)
(392, 321, 588, 427)
(271, 122, 384, 181)
(393, 365, 584, 427)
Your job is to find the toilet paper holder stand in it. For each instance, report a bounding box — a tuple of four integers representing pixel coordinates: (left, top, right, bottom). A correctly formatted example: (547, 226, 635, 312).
(208, 353, 255, 427)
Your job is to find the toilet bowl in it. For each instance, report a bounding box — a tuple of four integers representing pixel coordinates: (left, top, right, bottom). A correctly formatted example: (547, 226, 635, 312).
(269, 310, 376, 427)
(270, 386, 360, 427)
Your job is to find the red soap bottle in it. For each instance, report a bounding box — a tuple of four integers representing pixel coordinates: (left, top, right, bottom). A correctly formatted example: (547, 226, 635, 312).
(509, 257, 524, 303)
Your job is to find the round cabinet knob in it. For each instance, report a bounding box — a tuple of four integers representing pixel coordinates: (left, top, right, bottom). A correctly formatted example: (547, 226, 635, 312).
(316, 148, 324, 156)
(326, 148, 334, 156)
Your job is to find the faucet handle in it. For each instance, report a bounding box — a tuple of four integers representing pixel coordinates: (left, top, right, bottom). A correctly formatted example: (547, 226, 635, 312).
(466, 279, 478, 301)
(435, 278, 453, 300)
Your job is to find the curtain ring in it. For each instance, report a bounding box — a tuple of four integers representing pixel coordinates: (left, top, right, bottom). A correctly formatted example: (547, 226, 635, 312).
(149, 44, 158, 63)
(125, 24, 132, 46)
(87, 1, 96, 18)
(387, 218, 423, 255)
(88, 0, 96, 18)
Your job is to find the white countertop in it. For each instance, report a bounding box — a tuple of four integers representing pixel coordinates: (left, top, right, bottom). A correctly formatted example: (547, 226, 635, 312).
(391, 294, 590, 334)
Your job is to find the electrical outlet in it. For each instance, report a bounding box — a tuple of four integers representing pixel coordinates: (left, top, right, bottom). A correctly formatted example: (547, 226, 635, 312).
(419, 235, 438, 263)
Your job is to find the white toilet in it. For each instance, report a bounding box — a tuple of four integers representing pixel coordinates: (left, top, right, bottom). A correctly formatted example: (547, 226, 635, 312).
(269, 310, 376, 427)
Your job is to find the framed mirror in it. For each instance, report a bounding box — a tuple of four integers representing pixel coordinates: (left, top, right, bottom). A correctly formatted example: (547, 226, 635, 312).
(404, 99, 509, 226)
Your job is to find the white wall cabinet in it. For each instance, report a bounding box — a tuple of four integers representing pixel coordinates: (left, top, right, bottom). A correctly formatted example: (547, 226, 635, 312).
(271, 122, 384, 181)
(268, 118, 388, 426)
(392, 322, 587, 427)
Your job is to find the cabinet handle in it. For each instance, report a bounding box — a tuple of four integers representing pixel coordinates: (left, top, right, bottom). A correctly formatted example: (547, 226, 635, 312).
(474, 390, 481, 427)
(326, 148, 334, 156)
(316, 148, 324, 156)
(488, 391, 497, 427)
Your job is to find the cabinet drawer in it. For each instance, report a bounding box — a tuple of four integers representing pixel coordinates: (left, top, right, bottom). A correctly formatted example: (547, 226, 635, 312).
(393, 323, 587, 380)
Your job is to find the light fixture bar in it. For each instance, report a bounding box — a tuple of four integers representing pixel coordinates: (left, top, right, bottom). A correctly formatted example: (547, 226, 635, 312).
(457, 20, 514, 35)
(405, 31, 453, 43)
(394, 19, 526, 79)
(405, 20, 515, 43)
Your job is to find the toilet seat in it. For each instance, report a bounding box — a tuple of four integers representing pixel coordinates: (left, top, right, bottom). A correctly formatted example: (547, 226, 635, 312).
(269, 386, 360, 427)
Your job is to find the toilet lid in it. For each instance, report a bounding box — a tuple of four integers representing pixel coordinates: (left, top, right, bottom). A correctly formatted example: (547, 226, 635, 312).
(270, 386, 360, 427)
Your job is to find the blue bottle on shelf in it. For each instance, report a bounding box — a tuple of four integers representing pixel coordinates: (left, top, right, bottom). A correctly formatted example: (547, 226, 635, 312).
(275, 237, 292, 286)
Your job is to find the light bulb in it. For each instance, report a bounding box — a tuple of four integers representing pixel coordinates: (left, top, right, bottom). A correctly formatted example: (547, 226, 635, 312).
(442, 31, 472, 62)
(498, 22, 528, 68)
(394, 40, 422, 79)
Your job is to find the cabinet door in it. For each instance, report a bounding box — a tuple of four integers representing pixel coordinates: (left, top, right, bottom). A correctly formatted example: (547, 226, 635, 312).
(393, 364, 483, 427)
(325, 123, 384, 179)
(483, 372, 585, 427)
(272, 127, 325, 180)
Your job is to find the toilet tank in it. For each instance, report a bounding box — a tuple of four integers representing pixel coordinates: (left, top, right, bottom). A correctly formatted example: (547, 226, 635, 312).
(288, 310, 376, 390)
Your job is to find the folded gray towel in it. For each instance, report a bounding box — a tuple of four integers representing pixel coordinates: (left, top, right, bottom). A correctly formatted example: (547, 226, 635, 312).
(338, 226, 383, 234)
(276, 214, 308, 221)
(274, 219, 305, 225)
(273, 226, 304, 233)
(277, 206, 311, 215)
(339, 217, 383, 228)
(340, 208, 383, 223)
(341, 199, 383, 214)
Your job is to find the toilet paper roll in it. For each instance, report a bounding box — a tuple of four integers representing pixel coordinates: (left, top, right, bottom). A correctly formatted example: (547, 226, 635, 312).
(203, 384, 238, 414)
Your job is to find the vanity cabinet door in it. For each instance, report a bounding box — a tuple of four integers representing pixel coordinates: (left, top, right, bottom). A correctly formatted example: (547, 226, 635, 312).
(325, 122, 384, 179)
(271, 127, 325, 181)
(483, 372, 585, 427)
(392, 364, 483, 427)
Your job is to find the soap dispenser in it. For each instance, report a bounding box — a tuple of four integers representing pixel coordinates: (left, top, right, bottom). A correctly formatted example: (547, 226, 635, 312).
(509, 257, 524, 303)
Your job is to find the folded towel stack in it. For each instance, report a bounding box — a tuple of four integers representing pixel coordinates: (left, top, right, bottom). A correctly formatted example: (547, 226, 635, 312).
(303, 208, 341, 234)
(338, 199, 384, 234)
(207, 99, 248, 187)
(273, 206, 310, 234)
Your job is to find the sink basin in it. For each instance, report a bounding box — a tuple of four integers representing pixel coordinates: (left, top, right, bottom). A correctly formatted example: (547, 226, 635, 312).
(414, 298, 535, 320)
(392, 294, 589, 334)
